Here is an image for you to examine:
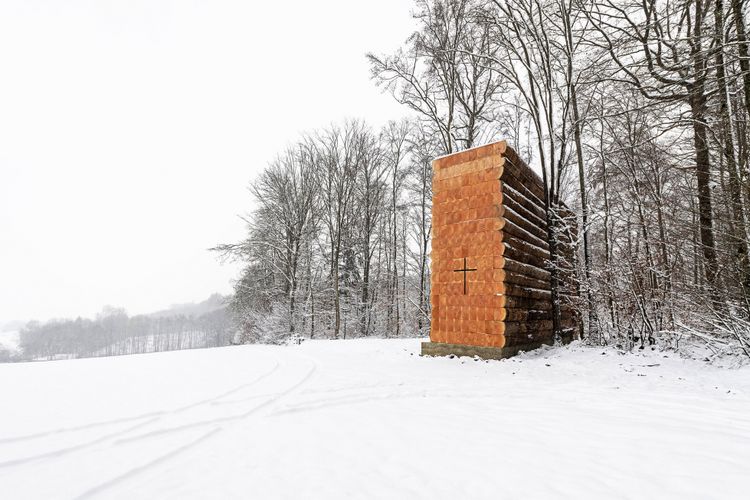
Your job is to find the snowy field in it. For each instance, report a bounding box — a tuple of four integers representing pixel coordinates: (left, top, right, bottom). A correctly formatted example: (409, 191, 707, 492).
(1, 339, 749, 499)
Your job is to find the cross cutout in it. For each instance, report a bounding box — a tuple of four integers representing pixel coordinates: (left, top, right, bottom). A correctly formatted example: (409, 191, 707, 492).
(453, 257, 477, 295)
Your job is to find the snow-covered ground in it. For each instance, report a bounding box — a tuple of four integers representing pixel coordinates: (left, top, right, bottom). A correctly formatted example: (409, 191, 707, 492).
(1, 339, 748, 499)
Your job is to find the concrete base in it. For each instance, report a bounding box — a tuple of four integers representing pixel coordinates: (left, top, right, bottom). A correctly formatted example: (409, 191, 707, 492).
(420, 340, 552, 360)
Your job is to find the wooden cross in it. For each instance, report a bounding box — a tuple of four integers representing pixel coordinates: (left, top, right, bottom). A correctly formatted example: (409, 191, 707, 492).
(454, 257, 477, 295)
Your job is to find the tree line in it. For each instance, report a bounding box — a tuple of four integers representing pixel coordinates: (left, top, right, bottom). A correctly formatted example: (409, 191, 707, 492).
(215, 120, 435, 343)
(17, 305, 231, 361)
(222, 0, 750, 356)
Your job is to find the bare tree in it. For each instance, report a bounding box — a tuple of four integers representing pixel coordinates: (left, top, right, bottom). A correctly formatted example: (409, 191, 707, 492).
(583, 0, 722, 299)
(368, 0, 502, 154)
(314, 122, 369, 339)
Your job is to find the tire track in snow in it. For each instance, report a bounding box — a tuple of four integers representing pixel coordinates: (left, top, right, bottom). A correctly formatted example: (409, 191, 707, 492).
(73, 427, 222, 500)
(0, 357, 280, 445)
(263, 387, 525, 417)
(0, 417, 160, 469)
(208, 381, 408, 407)
(114, 357, 318, 445)
(0, 357, 281, 470)
(267, 390, 428, 416)
(71, 356, 319, 498)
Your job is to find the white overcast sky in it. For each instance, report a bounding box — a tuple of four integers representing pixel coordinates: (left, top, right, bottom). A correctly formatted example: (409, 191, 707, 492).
(0, 0, 415, 325)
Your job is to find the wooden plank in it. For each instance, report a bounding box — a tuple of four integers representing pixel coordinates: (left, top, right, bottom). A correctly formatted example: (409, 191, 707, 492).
(502, 204, 548, 242)
(433, 156, 503, 182)
(502, 196, 547, 238)
(500, 164, 547, 211)
(505, 295, 552, 310)
(502, 215, 550, 251)
(502, 183, 547, 222)
(502, 235, 550, 269)
(503, 283, 552, 301)
(503, 271, 551, 291)
(432, 140, 507, 170)
(503, 308, 553, 321)
(502, 256, 551, 282)
(502, 146, 547, 201)
(503, 320, 577, 343)
(504, 320, 553, 336)
(503, 245, 547, 270)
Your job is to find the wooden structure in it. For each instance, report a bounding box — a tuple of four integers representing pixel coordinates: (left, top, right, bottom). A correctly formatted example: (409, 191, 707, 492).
(422, 140, 578, 360)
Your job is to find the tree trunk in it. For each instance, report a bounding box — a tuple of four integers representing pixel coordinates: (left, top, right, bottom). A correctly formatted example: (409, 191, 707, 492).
(332, 236, 341, 339)
(717, 0, 750, 304)
(731, 0, 750, 115)
(571, 83, 594, 340)
(690, 91, 720, 296)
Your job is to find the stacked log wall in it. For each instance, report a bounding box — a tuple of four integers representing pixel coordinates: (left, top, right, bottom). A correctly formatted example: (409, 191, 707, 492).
(499, 146, 580, 346)
(429, 140, 579, 352)
(498, 147, 554, 347)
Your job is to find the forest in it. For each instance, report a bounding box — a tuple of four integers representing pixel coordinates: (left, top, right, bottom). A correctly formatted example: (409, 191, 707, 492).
(218, 0, 750, 358)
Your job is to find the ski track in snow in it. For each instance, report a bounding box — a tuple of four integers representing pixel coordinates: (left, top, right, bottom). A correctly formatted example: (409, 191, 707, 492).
(0, 339, 749, 499)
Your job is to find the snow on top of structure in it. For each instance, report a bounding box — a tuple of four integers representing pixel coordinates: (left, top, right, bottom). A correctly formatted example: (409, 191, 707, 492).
(432, 139, 507, 162)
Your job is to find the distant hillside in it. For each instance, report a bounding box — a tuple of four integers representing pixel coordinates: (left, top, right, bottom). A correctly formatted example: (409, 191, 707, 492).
(11, 293, 234, 362)
(147, 293, 228, 319)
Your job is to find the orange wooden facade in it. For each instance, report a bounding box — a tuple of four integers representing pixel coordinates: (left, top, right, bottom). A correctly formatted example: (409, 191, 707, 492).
(430, 141, 508, 348)
(429, 140, 575, 350)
